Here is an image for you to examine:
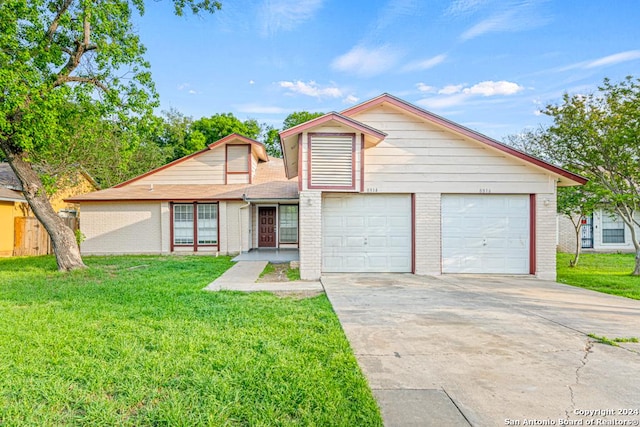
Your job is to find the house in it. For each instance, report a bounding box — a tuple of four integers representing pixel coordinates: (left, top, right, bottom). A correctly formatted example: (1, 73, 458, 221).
(67, 134, 299, 256)
(0, 164, 27, 256)
(0, 162, 98, 257)
(557, 209, 640, 254)
(68, 94, 586, 280)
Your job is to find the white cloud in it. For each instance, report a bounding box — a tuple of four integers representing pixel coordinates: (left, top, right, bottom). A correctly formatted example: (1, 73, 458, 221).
(235, 103, 289, 114)
(418, 93, 471, 110)
(445, 0, 487, 16)
(417, 80, 524, 111)
(586, 50, 640, 67)
(462, 80, 523, 96)
(249, 80, 255, 85)
(278, 80, 343, 98)
(259, 0, 324, 36)
(343, 95, 360, 104)
(402, 54, 447, 72)
(331, 44, 403, 77)
(416, 83, 436, 93)
(556, 50, 640, 72)
(459, 1, 550, 41)
(188, 90, 197, 95)
(439, 84, 464, 95)
(177, 83, 190, 91)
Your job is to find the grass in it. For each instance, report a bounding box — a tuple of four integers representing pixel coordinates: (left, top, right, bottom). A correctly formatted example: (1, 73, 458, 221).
(0, 255, 382, 426)
(557, 252, 640, 300)
(258, 262, 275, 278)
(259, 263, 301, 282)
(587, 334, 639, 347)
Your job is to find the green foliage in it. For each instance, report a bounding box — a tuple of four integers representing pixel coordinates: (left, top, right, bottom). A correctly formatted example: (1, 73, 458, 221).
(0, 255, 382, 425)
(557, 252, 640, 299)
(191, 113, 261, 145)
(542, 78, 640, 251)
(74, 229, 86, 246)
(286, 266, 301, 281)
(262, 111, 325, 159)
(283, 111, 325, 130)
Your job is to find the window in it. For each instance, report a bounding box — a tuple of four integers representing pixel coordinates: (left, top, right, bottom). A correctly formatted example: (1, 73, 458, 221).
(279, 205, 298, 243)
(197, 204, 218, 244)
(602, 213, 625, 244)
(173, 203, 218, 246)
(173, 204, 194, 245)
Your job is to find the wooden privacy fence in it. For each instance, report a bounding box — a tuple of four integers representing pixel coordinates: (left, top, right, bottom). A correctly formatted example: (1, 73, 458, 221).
(13, 216, 79, 256)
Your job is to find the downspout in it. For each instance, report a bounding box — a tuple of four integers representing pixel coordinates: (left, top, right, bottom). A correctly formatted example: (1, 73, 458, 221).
(239, 194, 251, 253)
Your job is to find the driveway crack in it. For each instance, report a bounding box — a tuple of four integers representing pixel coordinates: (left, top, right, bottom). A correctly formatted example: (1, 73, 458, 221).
(566, 337, 593, 418)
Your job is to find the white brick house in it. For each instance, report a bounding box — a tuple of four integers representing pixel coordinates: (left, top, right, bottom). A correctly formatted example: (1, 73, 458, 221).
(558, 209, 640, 254)
(280, 94, 585, 281)
(69, 94, 585, 281)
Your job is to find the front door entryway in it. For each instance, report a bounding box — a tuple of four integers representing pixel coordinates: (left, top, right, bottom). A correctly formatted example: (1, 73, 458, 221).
(258, 207, 276, 247)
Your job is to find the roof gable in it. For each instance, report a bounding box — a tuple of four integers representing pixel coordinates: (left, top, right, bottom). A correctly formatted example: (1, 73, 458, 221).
(341, 93, 587, 186)
(114, 133, 268, 188)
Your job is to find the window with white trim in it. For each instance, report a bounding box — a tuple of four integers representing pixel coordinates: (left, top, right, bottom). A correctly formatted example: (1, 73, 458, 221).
(173, 203, 218, 246)
(602, 213, 625, 244)
(197, 204, 218, 244)
(173, 204, 194, 245)
(279, 205, 298, 243)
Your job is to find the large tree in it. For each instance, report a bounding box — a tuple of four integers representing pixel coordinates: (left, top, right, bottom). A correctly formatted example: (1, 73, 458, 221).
(531, 77, 640, 275)
(0, 1, 220, 271)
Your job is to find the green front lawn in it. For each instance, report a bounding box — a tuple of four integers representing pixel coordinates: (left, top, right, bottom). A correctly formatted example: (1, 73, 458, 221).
(557, 252, 640, 300)
(0, 256, 381, 426)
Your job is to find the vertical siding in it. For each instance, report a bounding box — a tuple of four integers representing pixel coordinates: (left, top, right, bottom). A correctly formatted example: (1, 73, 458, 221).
(224, 201, 243, 254)
(0, 202, 15, 257)
(135, 147, 225, 185)
(353, 105, 553, 194)
(81, 202, 162, 254)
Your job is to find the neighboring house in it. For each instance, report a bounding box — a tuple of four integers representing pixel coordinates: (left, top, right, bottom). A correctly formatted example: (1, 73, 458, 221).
(0, 164, 27, 257)
(558, 209, 640, 254)
(69, 94, 586, 281)
(0, 162, 98, 257)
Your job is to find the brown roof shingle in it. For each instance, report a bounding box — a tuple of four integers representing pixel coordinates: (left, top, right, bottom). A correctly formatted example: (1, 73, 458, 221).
(67, 157, 298, 202)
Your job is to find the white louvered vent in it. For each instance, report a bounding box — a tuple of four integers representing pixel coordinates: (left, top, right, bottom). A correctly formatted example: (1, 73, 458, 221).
(309, 135, 354, 188)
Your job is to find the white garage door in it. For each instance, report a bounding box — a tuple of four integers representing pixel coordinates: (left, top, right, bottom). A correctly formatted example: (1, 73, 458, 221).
(441, 195, 530, 274)
(322, 194, 412, 272)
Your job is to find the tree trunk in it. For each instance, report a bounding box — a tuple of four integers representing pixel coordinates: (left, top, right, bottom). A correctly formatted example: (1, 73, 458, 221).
(635, 250, 640, 276)
(1, 144, 86, 271)
(570, 219, 582, 267)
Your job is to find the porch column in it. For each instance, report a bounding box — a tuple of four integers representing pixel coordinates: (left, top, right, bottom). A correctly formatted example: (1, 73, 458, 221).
(299, 191, 322, 280)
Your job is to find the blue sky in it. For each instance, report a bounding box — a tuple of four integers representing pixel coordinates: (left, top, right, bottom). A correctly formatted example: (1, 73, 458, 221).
(135, 0, 640, 140)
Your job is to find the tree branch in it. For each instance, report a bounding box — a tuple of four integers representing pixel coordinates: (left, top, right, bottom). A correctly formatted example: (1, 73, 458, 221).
(46, 0, 75, 44)
(53, 76, 108, 92)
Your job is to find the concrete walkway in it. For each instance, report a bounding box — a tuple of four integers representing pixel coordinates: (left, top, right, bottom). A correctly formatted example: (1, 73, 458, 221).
(203, 260, 323, 293)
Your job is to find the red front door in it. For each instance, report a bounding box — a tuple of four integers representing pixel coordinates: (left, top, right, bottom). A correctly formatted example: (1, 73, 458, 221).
(258, 207, 276, 247)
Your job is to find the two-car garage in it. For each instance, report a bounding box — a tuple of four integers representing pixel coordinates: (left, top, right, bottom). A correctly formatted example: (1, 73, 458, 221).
(321, 193, 531, 275)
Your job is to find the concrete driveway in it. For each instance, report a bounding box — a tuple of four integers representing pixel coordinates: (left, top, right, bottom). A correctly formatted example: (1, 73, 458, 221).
(321, 274, 640, 427)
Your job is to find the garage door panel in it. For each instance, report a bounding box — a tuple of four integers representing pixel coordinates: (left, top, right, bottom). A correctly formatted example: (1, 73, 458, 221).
(322, 194, 411, 273)
(442, 194, 529, 274)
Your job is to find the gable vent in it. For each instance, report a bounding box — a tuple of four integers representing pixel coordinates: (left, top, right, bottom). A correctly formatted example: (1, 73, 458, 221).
(309, 134, 354, 189)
